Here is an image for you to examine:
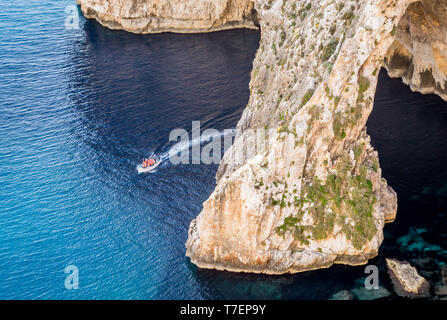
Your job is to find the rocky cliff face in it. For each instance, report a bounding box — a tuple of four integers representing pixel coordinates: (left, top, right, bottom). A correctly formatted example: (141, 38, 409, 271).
(78, 0, 447, 274)
(76, 0, 259, 33)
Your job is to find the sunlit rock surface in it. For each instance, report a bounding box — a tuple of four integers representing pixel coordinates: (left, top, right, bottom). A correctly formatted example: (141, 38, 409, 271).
(76, 0, 259, 33)
(386, 258, 430, 298)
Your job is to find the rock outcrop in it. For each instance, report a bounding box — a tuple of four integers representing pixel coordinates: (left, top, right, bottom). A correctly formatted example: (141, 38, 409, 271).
(384, 0, 447, 100)
(78, 0, 447, 274)
(76, 0, 259, 33)
(386, 258, 430, 298)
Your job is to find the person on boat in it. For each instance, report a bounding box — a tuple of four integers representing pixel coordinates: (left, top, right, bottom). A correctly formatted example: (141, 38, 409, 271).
(141, 158, 156, 168)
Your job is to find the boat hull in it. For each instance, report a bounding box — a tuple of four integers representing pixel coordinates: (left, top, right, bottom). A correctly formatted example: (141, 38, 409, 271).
(137, 161, 161, 173)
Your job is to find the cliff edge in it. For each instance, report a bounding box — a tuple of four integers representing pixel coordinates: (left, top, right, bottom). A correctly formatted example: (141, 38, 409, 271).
(76, 0, 259, 33)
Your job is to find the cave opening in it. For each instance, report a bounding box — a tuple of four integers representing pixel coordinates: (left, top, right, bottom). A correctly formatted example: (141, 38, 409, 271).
(366, 68, 447, 268)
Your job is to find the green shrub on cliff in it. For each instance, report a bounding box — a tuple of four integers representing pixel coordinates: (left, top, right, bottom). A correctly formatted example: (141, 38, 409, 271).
(371, 155, 379, 173)
(300, 89, 315, 108)
(357, 76, 370, 102)
(353, 143, 365, 162)
(322, 38, 338, 62)
(271, 197, 279, 206)
(333, 112, 346, 140)
(342, 11, 354, 21)
(274, 152, 378, 250)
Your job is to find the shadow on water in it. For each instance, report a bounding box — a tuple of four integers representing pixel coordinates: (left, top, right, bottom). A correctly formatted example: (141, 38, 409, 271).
(189, 263, 369, 300)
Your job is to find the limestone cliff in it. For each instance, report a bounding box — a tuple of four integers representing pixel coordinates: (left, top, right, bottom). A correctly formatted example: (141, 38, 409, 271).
(78, 0, 447, 274)
(385, 0, 447, 100)
(76, 0, 259, 33)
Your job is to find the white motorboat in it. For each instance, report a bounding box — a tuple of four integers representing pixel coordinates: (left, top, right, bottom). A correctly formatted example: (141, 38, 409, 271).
(137, 157, 161, 173)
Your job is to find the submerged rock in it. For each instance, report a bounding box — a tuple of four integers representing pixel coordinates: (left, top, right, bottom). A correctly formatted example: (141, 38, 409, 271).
(410, 257, 437, 270)
(351, 287, 392, 301)
(419, 270, 436, 283)
(397, 228, 443, 254)
(386, 258, 430, 299)
(434, 283, 447, 296)
(441, 265, 447, 285)
(330, 290, 354, 301)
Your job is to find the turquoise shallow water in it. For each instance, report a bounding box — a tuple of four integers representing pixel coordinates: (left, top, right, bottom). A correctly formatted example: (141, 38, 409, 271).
(1, 1, 446, 300)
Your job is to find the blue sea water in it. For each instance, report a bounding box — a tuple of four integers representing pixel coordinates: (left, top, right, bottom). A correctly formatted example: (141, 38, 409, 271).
(0, 1, 446, 300)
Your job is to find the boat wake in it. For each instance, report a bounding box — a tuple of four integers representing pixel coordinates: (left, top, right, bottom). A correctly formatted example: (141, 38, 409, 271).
(162, 129, 234, 163)
(141, 129, 235, 170)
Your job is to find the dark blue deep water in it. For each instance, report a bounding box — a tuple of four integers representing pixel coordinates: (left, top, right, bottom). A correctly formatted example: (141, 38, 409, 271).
(1, 1, 446, 299)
